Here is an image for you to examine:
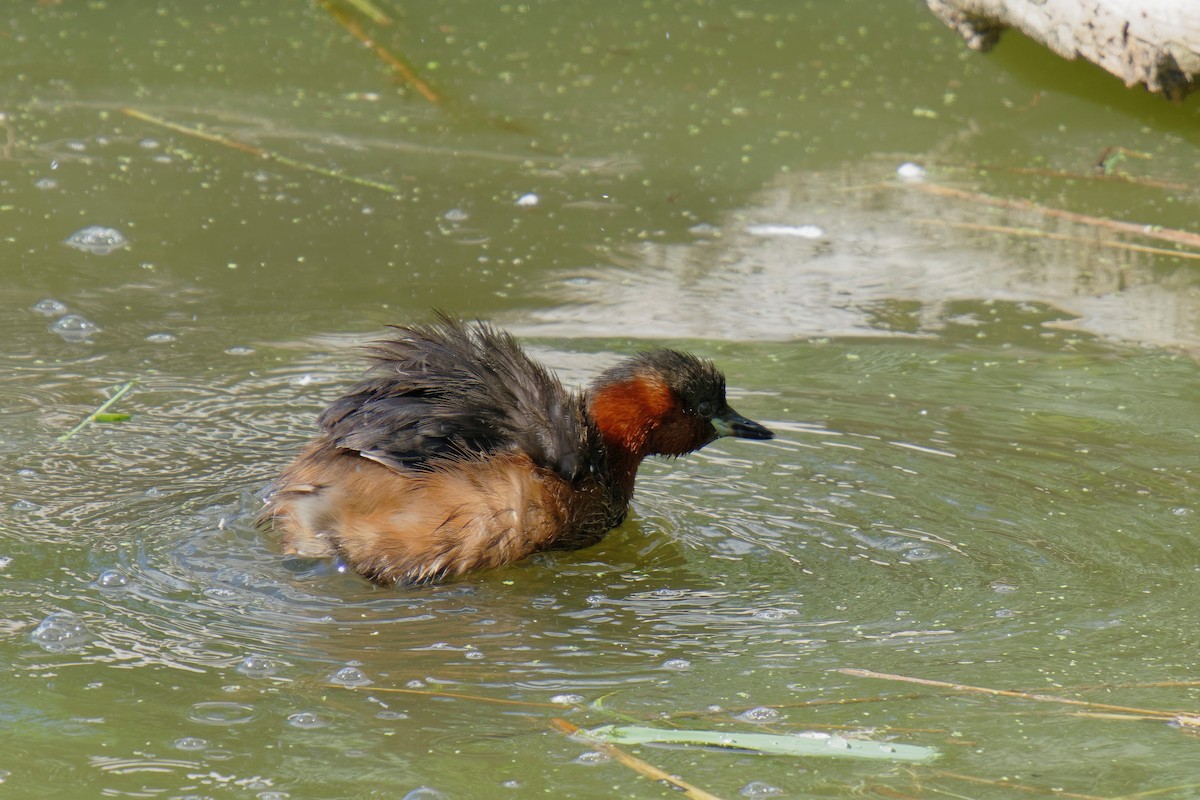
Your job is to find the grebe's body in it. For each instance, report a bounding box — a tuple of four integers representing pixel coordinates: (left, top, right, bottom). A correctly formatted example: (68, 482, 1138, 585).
(260, 316, 773, 585)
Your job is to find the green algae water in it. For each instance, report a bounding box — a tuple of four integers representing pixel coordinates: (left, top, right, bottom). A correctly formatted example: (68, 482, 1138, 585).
(2, 2, 1200, 798)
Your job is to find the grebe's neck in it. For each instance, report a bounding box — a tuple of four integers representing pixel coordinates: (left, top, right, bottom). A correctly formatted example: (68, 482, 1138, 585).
(586, 374, 673, 499)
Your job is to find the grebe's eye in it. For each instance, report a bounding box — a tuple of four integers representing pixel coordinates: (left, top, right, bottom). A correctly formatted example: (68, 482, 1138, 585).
(695, 400, 715, 417)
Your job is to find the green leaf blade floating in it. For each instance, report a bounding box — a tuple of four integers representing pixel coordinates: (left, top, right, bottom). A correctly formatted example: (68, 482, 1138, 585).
(57, 380, 136, 442)
(580, 725, 938, 763)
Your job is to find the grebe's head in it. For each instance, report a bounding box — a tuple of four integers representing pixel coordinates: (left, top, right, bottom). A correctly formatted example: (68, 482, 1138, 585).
(588, 349, 774, 458)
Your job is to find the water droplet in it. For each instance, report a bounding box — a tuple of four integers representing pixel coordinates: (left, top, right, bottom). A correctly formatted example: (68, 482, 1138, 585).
(225, 345, 256, 356)
(896, 162, 926, 182)
(514, 193, 539, 207)
(31, 298, 67, 316)
(740, 781, 785, 798)
(94, 569, 129, 589)
(187, 701, 256, 726)
(237, 655, 279, 677)
(34, 177, 58, 190)
(145, 332, 177, 343)
(402, 788, 448, 800)
(878, 743, 896, 753)
(826, 735, 852, 750)
(64, 225, 128, 255)
(329, 666, 372, 687)
(662, 659, 692, 671)
(30, 611, 91, 652)
(286, 711, 327, 729)
(443, 208, 469, 222)
(49, 314, 100, 342)
(736, 706, 779, 723)
(174, 736, 208, 751)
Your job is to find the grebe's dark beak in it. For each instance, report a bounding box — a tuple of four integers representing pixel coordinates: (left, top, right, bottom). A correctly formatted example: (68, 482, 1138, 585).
(712, 407, 775, 440)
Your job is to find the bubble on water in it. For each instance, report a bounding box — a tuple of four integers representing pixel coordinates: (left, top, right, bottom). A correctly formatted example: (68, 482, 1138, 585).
(826, 735, 852, 750)
(878, 743, 896, 753)
(237, 655, 279, 678)
(11, 499, 41, 512)
(94, 568, 129, 589)
(31, 298, 68, 316)
(402, 788, 448, 800)
(286, 711, 327, 729)
(651, 588, 685, 599)
(896, 161, 927, 182)
(501, 780, 520, 789)
(145, 332, 177, 343)
(139, 138, 161, 150)
(49, 314, 100, 342)
(376, 710, 409, 720)
(514, 193, 539, 207)
(329, 666, 372, 687)
(688, 222, 720, 237)
(30, 611, 91, 652)
(736, 706, 779, 723)
(572, 751, 610, 766)
(443, 208, 469, 222)
(989, 579, 1018, 593)
(662, 658, 692, 671)
(66, 140, 87, 152)
(752, 608, 793, 621)
(187, 701, 256, 726)
(174, 736, 208, 751)
(34, 177, 58, 190)
(64, 225, 128, 255)
(257, 793, 290, 800)
(225, 345, 256, 356)
(903, 546, 937, 561)
(464, 650, 485, 660)
(740, 781, 786, 798)
(550, 694, 584, 705)
(0, 557, 11, 571)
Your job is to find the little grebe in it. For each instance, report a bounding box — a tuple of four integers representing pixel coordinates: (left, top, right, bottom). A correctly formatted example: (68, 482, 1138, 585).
(259, 315, 774, 586)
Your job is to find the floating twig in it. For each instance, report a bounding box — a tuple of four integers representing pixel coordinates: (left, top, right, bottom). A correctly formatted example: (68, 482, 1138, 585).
(836, 668, 1190, 719)
(327, 683, 566, 709)
(120, 107, 405, 194)
(340, 0, 392, 25)
(910, 183, 1200, 250)
(916, 218, 1200, 261)
(928, 768, 1110, 800)
(317, 0, 443, 106)
(58, 380, 136, 442)
(550, 718, 726, 800)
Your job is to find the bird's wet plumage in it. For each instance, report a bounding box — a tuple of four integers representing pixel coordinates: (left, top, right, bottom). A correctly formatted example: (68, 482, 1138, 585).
(260, 314, 774, 586)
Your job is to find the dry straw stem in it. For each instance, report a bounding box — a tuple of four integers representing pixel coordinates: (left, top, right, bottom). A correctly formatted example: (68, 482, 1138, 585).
(915, 218, 1200, 261)
(550, 718, 726, 800)
(836, 668, 1193, 719)
(911, 183, 1200, 251)
(317, 0, 443, 105)
(120, 108, 405, 194)
(328, 683, 566, 709)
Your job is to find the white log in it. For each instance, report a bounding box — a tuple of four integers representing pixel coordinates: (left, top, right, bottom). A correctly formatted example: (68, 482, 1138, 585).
(926, 0, 1200, 100)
